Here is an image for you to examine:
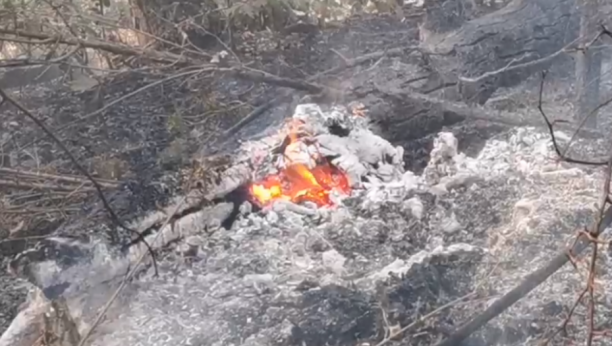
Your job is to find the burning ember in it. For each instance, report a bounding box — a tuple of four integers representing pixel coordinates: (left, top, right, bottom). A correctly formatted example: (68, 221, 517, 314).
(250, 162, 350, 207)
(249, 119, 352, 207)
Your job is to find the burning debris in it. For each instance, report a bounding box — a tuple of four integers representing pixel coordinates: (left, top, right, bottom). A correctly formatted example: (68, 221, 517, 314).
(237, 104, 407, 210)
(2, 101, 608, 346)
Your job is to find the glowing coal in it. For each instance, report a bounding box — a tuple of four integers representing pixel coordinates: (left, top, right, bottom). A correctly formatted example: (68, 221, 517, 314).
(239, 104, 408, 208)
(250, 162, 351, 207)
(248, 118, 352, 207)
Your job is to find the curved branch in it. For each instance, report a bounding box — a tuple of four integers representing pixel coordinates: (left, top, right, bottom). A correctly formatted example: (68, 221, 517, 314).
(0, 88, 159, 275)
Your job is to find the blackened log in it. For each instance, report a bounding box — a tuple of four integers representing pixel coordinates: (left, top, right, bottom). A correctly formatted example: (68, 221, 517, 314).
(419, 0, 578, 105)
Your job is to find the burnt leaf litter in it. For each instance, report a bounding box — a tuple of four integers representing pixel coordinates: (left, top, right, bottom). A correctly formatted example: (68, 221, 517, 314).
(2, 9, 612, 346)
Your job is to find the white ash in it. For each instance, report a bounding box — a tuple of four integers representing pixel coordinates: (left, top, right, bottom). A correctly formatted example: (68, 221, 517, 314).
(292, 103, 370, 135)
(128, 202, 234, 263)
(360, 243, 484, 288)
(238, 103, 405, 188)
(4, 120, 611, 346)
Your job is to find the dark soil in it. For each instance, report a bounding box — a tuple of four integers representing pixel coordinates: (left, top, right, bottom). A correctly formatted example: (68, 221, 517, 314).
(0, 9, 535, 337)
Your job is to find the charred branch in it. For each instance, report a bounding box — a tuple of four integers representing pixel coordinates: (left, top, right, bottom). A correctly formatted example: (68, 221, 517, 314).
(420, 0, 580, 105)
(0, 28, 203, 65)
(0, 89, 158, 274)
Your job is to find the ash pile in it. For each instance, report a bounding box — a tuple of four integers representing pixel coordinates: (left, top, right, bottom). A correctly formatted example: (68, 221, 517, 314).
(2, 103, 608, 346)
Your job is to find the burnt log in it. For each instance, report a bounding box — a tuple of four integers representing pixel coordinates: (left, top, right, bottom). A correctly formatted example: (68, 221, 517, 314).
(419, 0, 578, 105)
(348, 65, 603, 174)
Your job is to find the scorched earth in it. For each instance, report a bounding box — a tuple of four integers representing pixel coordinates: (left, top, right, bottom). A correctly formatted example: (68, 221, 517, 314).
(2, 103, 609, 346)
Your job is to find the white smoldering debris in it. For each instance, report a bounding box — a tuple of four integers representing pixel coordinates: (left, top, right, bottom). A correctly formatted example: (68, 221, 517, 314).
(128, 202, 234, 262)
(419, 127, 586, 196)
(6, 107, 605, 346)
(359, 243, 484, 288)
(237, 104, 406, 189)
(450, 127, 565, 178)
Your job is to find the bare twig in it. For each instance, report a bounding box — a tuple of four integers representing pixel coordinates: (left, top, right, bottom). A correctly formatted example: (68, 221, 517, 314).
(536, 71, 606, 165)
(433, 71, 612, 346)
(457, 27, 605, 85)
(76, 195, 187, 346)
(434, 206, 612, 346)
(0, 28, 204, 65)
(221, 45, 419, 137)
(0, 88, 159, 275)
(375, 292, 477, 346)
(539, 151, 612, 345)
(562, 96, 612, 158)
(330, 48, 350, 65)
(0, 167, 118, 188)
(228, 66, 328, 93)
(77, 12, 212, 59)
(0, 207, 80, 214)
(54, 68, 206, 133)
(0, 178, 96, 192)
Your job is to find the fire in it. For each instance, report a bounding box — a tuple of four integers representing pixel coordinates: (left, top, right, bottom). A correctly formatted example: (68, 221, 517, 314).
(250, 162, 350, 207)
(249, 120, 351, 207)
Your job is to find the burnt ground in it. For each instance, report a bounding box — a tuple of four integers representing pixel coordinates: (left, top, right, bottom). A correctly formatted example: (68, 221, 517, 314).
(2, 6, 612, 345)
(0, 13, 425, 335)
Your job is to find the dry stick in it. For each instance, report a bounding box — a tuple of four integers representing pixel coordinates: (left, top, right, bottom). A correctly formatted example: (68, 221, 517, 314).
(586, 237, 600, 346)
(562, 94, 612, 158)
(433, 206, 612, 346)
(375, 82, 604, 139)
(76, 196, 186, 346)
(375, 292, 477, 346)
(54, 68, 205, 133)
(458, 42, 573, 85)
(544, 287, 588, 345)
(586, 151, 612, 346)
(59, 63, 321, 136)
(457, 25, 606, 85)
(0, 178, 96, 192)
(587, 150, 612, 345)
(0, 28, 202, 65)
(546, 158, 612, 345)
(0, 167, 118, 187)
(0, 88, 159, 274)
(222, 45, 419, 137)
(539, 154, 612, 345)
(536, 71, 607, 166)
(0, 234, 56, 244)
(76, 12, 212, 59)
(435, 71, 612, 346)
(230, 66, 327, 93)
(0, 207, 80, 214)
(560, 28, 612, 157)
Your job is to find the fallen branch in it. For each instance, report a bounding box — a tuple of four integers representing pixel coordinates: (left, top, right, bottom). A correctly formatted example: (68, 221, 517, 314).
(0, 28, 205, 66)
(0, 167, 119, 188)
(54, 68, 207, 133)
(221, 45, 419, 137)
(375, 292, 477, 346)
(76, 195, 188, 346)
(0, 88, 158, 274)
(459, 26, 612, 85)
(322, 45, 421, 76)
(0, 207, 81, 214)
(0, 178, 97, 192)
(434, 71, 612, 346)
(536, 70, 612, 345)
(55, 65, 326, 136)
(374, 82, 604, 140)
(228, 66, 327, 94)
(434, 206, 612, 346)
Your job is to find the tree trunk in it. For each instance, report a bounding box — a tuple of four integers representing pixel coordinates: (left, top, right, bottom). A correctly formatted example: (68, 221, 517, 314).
(573, 0, 602, 127)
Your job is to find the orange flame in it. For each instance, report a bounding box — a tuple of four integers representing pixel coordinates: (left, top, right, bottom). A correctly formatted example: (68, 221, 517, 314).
(250, 162, 350, 207)
(250, 159, 351, 207)
(249, 118, 352, 207)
